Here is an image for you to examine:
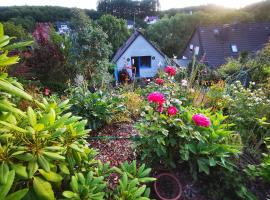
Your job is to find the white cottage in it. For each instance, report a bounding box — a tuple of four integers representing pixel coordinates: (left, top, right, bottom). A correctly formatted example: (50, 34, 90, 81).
(112, 30, 168, 81)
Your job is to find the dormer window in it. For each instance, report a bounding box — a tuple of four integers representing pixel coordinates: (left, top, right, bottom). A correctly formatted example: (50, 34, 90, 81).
(194, 46, 200, 55)
(231, 45, 238, 53)
(189, 44, 194, 51)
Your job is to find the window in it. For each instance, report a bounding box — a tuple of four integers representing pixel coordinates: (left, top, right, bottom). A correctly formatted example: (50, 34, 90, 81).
(194, 46, 200, 55)
(140, 56, 151, 68)
(231, 45, 238, 53)
(189, 44, 194, 51)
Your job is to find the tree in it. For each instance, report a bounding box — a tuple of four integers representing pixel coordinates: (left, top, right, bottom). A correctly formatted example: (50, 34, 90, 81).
(70, 9, 113, 87)
(97, 14, 130, 52)
(2, 21, 32, 41)
(97, 0, 160, 19)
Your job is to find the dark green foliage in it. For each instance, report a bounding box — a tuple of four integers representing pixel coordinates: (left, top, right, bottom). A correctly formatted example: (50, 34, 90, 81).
(0, 6, 100, 31)
(201, 169, 256, 200)
(70, 10, 113, 87)
(69, 86, 127, 130)
(1, 21, 32, 41)
(97, 0, 160, 19)
(97, 14, 130, 52)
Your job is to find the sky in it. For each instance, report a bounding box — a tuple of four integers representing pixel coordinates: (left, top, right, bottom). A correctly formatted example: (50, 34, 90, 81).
(0, 0, 264, 10)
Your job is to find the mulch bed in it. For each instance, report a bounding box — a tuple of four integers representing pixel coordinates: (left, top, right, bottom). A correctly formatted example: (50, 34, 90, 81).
(88, 122, 138, 167)
(87, 122, 139, 189)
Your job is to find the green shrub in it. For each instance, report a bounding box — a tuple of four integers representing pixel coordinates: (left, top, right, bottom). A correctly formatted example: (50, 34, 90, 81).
(69, 86, 130, 130)
(226, 81, 270, 147)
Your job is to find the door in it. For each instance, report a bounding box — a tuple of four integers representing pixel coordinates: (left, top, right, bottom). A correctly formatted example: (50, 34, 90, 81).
(131, 57, 140, 77)
(131, 56, 152, 77)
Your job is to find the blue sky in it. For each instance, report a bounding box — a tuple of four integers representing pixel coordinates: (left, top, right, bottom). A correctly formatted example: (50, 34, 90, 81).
(0, 0, 264, 10)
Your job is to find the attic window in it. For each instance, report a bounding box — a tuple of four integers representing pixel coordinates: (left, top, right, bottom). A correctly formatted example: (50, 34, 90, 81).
(231, 45, 238, 53)
(194, 46, 200, 55)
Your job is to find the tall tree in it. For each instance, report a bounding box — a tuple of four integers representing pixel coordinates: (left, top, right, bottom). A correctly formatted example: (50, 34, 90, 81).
(97, 14, 130, 52)
(97, 0, 160, 19)
(70, 9, 113, 87)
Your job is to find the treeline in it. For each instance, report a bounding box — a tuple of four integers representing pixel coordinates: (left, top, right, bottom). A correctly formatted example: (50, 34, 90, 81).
(0, 6, 100, 31)
(97, 0, 160, 19)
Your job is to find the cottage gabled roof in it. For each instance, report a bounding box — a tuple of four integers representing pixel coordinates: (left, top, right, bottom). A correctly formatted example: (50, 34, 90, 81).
(111, 30, 166, 63)
(185, 22, 270, 67)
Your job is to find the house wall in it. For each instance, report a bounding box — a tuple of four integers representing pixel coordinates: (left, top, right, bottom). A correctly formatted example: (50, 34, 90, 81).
(116, 35, 166, 78)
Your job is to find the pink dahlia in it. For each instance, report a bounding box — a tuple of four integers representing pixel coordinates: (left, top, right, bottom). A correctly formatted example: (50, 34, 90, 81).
(192, 114, 211, 127)
(164, 66, 176, 76)
(147, 92, 165, 105)
(168, 106, 178, 116)
(155, 78, 164, 85)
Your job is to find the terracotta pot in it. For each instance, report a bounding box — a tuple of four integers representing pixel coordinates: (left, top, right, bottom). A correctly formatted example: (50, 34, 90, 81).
(154, 172, 182, 200)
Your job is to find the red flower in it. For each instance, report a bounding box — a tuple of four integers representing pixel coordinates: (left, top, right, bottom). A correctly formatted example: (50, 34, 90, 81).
(147, 92, 165, 105)
(164, 66, 176, 76)
(192, 114, 211, 127)
(155, 78, 164, 85)
(168, 106, 178, 116)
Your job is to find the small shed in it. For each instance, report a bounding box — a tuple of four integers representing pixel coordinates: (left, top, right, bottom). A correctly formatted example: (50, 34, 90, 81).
(112, 30, 167, 81)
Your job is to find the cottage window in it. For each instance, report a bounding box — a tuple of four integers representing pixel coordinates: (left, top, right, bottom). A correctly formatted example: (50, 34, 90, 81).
(140, 56, 151, 68)
(231, 45, 238, 53)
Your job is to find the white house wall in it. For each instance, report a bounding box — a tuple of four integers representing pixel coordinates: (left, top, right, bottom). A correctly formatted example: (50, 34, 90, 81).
(116, 35, 165, 78)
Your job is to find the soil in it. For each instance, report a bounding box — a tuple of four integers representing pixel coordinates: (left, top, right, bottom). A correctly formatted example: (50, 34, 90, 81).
(87, 122, 138, 188)
(87, 122, 138, 167)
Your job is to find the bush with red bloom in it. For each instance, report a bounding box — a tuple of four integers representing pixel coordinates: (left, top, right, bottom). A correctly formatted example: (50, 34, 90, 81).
(147, 92, 165, 105)
(44, 87, 50, 96)
(192, 114, 211, 127)
(168, 106, 178, 116)
(164, 66, 176, 76)
(155, 78, 164, 85)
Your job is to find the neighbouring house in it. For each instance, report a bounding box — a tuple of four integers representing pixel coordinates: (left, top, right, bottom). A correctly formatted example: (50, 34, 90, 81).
(181, 22, 270, 68)
(55, 22, 70, 34)
(144, 16, 159, 24)
(127, 20, 135, 29)
(112, 30, 169, 81)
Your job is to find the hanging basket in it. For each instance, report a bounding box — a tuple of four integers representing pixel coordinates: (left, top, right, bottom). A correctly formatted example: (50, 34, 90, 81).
(154, 173, 182, 200)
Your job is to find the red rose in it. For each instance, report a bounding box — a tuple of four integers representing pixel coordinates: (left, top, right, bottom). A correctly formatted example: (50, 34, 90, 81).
(164, 66, 176, 76)
(147, 92, 166, 105)
(192, 114, 211, 127)
(155, 78, 164, 85)
(168, 106, 178, 116)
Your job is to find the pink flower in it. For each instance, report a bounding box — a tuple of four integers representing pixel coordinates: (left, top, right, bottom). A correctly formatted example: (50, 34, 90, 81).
(155, 78, 164, 85)
(44, 88, 50, 96)
(168, 106, 178, 116)
(164, 66, 176, 76)
(192, 114, 211, 127)
(147, 92, 165, 105)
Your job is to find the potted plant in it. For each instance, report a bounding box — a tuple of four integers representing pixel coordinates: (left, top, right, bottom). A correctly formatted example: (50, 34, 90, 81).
(154, 172, 182, 200)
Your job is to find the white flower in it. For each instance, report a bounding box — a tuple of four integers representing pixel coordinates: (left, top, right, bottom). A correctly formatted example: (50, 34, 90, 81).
(181, 79, 188, 87)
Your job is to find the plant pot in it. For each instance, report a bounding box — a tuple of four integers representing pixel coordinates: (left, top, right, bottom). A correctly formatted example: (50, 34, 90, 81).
(154, 172, 182, 200)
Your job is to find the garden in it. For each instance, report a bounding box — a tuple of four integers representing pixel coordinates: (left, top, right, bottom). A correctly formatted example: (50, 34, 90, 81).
(0, 14, 270, 200)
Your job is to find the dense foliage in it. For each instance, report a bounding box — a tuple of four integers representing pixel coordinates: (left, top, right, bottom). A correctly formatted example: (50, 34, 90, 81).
(97, 14, 130, 52)
(97, 0, 160, 19)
